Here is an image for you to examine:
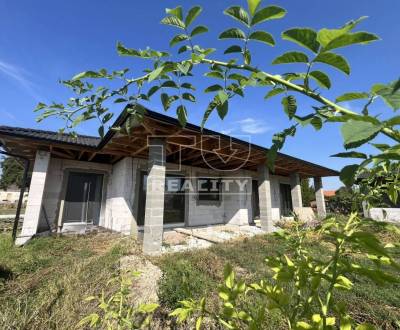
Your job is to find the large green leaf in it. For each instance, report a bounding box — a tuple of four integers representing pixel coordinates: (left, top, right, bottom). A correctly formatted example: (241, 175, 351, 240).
(313, 52, 350, 75)
(117, 42, 143, 57)
(247, 0, 261, 16)
(161, 16, 186, 29)
(169, 34, 188, 47)
(191, 25, 208, 37)
(219, 28, 246, 40)
(282, 95, 297, 119)
(335, 92, 369, 103)
(272, 51, 309, 64)
(372, 81, 400, 111)
(166, 6, 183, 20)
(331, 151, 367, 159)
(324, 32, 379, 51)
(309, 70, 331, 89)
(72, 71, 104, 80)
(176, 105, 188, 126)
(340, 164, 359, 187)
(224, 45, 242, 54)
(185, 6, 202, 27)
(265, 87, 285, 100)
(317, 16, 367, 47)
(224, 6, 250, 26)
(341, 120, 382, 149)
(251, 6, 286, 25)
(282, 28, 320, 53)
(248, 31, 275, 45)
(204, 84, 223, 93)
(148, 66, 164, 82)
(393, 78, 400, 94)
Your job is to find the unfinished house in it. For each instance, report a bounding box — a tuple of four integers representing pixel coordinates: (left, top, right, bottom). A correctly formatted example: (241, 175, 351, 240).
(0, 106, 338, 253)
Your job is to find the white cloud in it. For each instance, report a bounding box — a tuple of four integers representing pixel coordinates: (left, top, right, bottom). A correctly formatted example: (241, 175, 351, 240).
(236, 118, 270, 134)
(0, 59, 42, 101)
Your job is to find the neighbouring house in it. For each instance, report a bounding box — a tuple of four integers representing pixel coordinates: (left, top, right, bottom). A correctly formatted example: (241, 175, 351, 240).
(0, 184, 28, 205)
(0, 105, 338, 253)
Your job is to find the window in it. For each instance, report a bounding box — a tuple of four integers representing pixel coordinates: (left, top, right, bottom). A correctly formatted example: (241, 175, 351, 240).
(197, 178, 221, 201)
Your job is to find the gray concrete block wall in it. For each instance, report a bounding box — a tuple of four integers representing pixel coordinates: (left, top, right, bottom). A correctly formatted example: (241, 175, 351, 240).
(313, 176, 326, 218)
(290, 172, 303, 209)
(16, 150, 51, 245)
(257, 164, 274, 232)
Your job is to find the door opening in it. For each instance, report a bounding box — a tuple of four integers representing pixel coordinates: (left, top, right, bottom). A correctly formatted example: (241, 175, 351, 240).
(279, 183, 293, 216)
(63, 172, 103, 224)
(137, 172, 185, 226)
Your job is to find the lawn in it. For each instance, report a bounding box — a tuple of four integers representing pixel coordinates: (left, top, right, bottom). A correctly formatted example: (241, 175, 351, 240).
(0, 219, 399, 329)
(155, 220, 400, 329)
(0, 232, 136, 329)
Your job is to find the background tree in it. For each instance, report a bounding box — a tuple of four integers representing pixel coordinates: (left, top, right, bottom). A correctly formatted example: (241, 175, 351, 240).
(0, 157, 26, 190)
(301, 178, 314, 207)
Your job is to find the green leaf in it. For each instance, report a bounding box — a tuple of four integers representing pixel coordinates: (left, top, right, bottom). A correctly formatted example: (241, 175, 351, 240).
(251, 6, 286, 26)
(201, 98, 218, 128)
(341, 120, 382, 149)
(117, 42, 142, 57)
(217, 90, 229, 105)
(282, 95, 297, 119)
(272, 51, 309, 64)
(148, 66, 164, 82)
(72, 71, 103, 80)
(161, 80, 178, 88)
(224, 6, 250, 26)
(372, 81, 400, 110)
(161, 16, 186, 29)
(204, 71, 224, 79)
(317, 16, 367, 47)
(166, 6, 183, 20)
(324, 32, 379, 51)
(310, 116, 323, 130)
(138, 303, 159, 313)
(182, 92, 195, 102)
(181, 82, 196, 90)
(205, 84, 223, 93)
(247, 0, 261, 16)
(248, 31, 275, 45)
(185, 6, 202, 27)
(191, 25, 208, 37)
(178, 45, 191, 54)
(169, 34, 188, 47)
(385, 116, 400, 126)
(355, 324, 376, 330)
(309, 70, 331, 89)
(224, 264, 235, 289)
(177, 62, 191, 75)
(219, 28, 246, 40)
(161, 93, 178, 111)
(217, 100, 229, 120)
(177, 105, 187, 126)
(282, 28, 320, 53)
(392, 78, 400, 94)
(265, 88, 285, 100)
(331, 151, 367, 159)
(224, 45, 242, 54)
(340, 164, 359, 186)
(335, 92, 369, 103)
(244, 49, 251, 65)
(314, 52, 350, 75)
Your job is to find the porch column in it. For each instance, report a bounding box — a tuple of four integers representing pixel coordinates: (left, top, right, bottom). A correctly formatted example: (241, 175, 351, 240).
(257, 164, 274, 232)
(290, 172, 303, 210)
(313, 176, 326, 218)
(143, 137, 166, 255)
(16, 150, 50, 245)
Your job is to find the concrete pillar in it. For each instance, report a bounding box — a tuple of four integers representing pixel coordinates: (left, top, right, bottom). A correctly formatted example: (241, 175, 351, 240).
(16, 150, 50, 245)
(314, 176, 327, 218)
(143, 138, 166, 255)
(257, 164, 274, 232)
(290, 172, 303, 209)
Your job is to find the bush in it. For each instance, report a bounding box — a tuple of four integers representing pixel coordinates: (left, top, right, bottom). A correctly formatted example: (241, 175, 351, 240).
(158, 258, 213, 309)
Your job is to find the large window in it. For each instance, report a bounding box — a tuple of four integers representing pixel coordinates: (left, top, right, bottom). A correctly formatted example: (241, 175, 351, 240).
(197, 178, 221, 202)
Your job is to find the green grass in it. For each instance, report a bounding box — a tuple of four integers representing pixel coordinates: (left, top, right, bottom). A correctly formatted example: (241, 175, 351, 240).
(0, 220, 399, 329)
(156, 221, 400, 329)
(0, 232, 135, 329)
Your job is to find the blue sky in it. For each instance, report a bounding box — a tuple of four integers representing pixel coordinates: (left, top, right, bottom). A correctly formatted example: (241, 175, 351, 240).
(0, 0, 399, 189)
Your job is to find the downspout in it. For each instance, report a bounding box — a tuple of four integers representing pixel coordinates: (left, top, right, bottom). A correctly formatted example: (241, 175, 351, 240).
(0, 150, 30, 242)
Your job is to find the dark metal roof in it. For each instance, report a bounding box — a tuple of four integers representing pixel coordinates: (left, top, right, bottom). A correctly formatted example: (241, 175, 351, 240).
(0, 125, 100, 147)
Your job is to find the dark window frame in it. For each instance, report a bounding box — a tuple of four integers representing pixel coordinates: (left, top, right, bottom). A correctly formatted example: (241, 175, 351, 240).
(197, 177, 221, 202)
